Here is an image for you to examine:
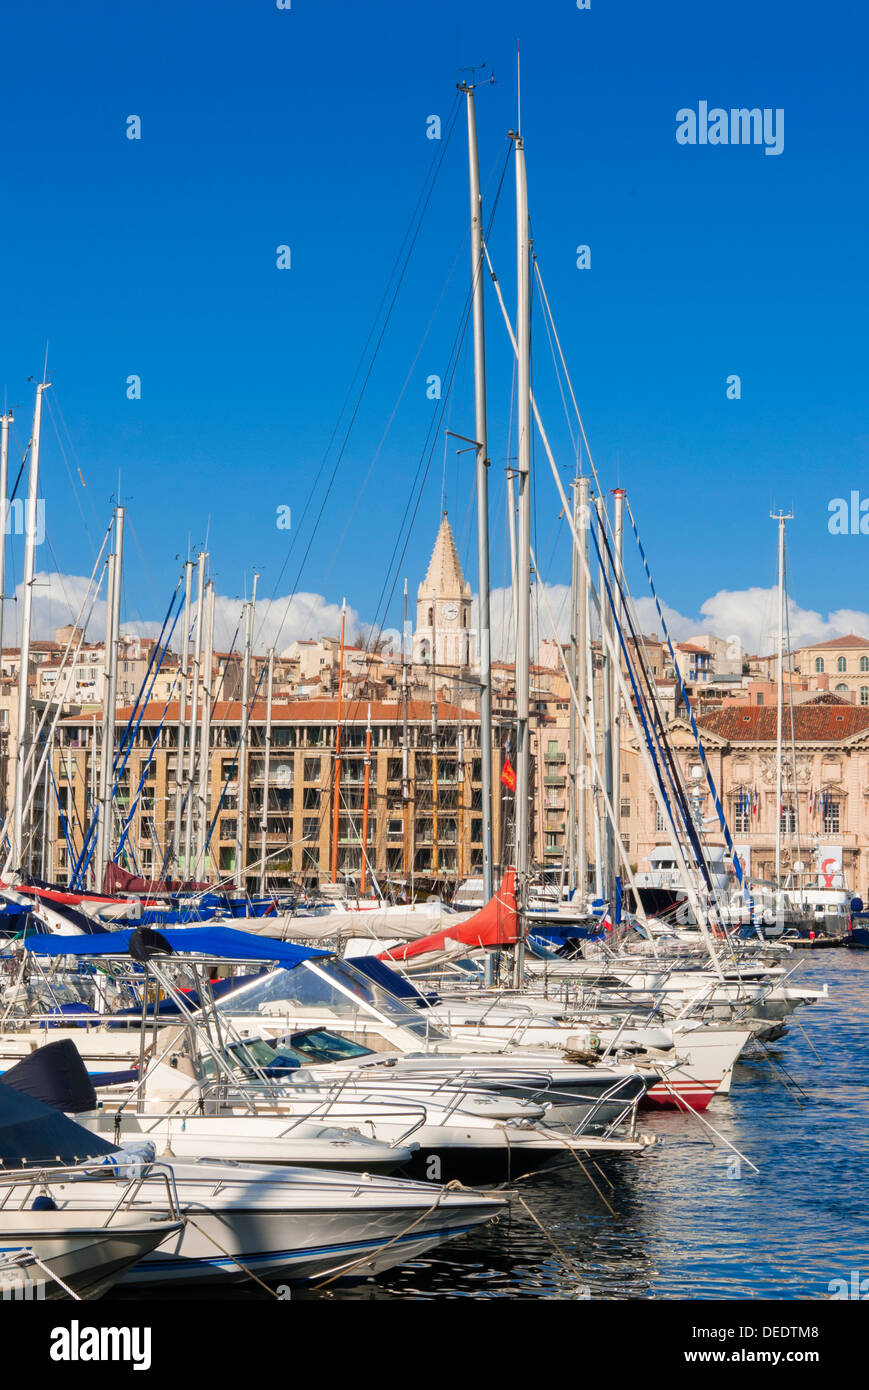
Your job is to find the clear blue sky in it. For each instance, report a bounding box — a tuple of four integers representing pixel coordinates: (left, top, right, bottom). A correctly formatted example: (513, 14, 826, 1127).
(0, 0, 865, 648)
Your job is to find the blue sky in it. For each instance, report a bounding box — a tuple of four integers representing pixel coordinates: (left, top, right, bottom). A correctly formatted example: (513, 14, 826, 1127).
(0, 0, 866, 654)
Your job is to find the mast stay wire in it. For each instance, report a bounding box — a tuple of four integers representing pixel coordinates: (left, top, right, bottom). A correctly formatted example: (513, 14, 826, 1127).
(253, 89, 465, 656)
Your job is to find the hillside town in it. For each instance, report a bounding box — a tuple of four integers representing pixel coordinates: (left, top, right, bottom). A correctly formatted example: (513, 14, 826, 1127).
(2, 513, 866, 901)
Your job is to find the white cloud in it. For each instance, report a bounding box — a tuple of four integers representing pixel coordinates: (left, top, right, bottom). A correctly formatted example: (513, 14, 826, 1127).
(633, 588, 869, 656)
(0, 573, 362, 654)
(10, 572, 868, 670)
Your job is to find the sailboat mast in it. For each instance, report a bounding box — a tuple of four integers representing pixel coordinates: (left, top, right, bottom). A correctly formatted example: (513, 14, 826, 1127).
(595, 493, 614, 908)
(95, 541, 116, 890)
(235, 573, 258, 891)
(568, 479, 580, 890)
(195, 580, 215, 881)
(97, 506, 124, 889)
(13, 383, 47, 873)
(0, 410, 12, 677)
(462, 80, 494, 903)
(258, 646, 274, 896)
(431, 605, 439, 880)
(576, 476, 590, 900)
(773, 511, 791, 886)
(330, 600, 346, 884)
(611, 487, 625, 910)
(184, 552, 206, 877)
(361, 700, 372, 894)
(172, 559, 193, 873)
(401, 578, 411, 883)
(512, 124, 532, 985)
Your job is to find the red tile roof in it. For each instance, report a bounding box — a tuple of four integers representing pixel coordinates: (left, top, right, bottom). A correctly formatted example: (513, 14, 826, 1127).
(696, 700, 869, 742)
(802, 633, 869, 650)
(64, 697, 477, 725)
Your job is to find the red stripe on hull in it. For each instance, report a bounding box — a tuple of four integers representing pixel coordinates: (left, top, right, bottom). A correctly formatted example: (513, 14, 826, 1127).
(641, 1081, 720, 1111)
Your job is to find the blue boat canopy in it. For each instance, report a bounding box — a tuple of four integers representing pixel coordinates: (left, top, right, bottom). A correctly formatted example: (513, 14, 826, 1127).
(22, 925, 331, 968)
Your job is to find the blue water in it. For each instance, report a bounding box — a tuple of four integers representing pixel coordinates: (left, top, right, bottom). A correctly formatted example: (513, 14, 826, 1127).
(314, 951, 869, 1300)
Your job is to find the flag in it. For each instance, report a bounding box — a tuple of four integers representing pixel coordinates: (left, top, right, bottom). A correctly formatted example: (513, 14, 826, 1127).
(809, 787, 814, 816)
(752, 787, 759, 816)
(501, 756, 516, 792)
(599, 907, 613, 932)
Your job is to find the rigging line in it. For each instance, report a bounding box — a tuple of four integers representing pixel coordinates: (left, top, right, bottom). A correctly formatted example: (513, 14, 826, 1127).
(624, 494, 744, 892)
(325, 214, 475, 580)
(127, 516, 170, 620)
(43, 392, 96, 553)
(253, 90, 465, 654)
(357, 142, 514, 664)
(536, 267, 579, 466)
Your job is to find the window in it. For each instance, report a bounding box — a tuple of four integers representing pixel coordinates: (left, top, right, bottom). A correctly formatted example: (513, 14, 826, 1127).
(836, 684, 849, 692)
(823, 800, 840, 834)
(861, 657, 869, 673)
(734, 804, 751, 833)
(620, 798, 631, 819)
(655, 807, 667, 833)
(815, 658, 824, 673)
(756, 693, 764, 705)
(838, 656, 847, 672)
(861, 686, 868, 707)
(779, 803, 797, 833)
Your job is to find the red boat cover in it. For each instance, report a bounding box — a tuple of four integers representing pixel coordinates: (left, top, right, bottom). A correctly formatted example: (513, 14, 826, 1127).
(378, 868, 518, 963)
(102, 862, 209, 895)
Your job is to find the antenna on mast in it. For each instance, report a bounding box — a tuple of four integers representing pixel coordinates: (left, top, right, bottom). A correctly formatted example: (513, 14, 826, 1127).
(517, 42, 521, 134)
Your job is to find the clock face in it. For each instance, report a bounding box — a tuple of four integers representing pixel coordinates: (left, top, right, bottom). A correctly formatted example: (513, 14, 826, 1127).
(443, 603, 459, 622)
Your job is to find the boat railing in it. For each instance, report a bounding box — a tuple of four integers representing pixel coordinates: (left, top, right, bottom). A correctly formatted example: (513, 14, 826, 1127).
(193, 1078, 430, 1146)
(0, 1158, 183, 1226)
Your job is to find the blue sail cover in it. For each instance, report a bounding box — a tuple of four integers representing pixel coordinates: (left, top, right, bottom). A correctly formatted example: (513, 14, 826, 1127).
(0, 1079, 116, 1169)
(22, 924, 331, 968)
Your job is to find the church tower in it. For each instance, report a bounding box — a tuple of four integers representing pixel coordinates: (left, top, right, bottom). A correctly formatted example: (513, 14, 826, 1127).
(414, 513, 473, 668)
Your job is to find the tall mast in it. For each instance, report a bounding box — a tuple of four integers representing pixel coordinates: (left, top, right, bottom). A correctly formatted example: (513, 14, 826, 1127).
(576, 476, 590, 901)
(431, 605, 439, 880)
(361, 700, 372, 894)
(401, 578, 411, 882)
(184, 552, 206, 877)
(596, 494, 614, 906)
(568, 478, 580, 890)
(96, 547, 115, 887)
(773, 511, 791, 886)
(258, 646, 274, 896)
(195, 580, 214, 881)
(0, 409, 12, 677)
(13, 382, 47, 872)
(512, 123, 532, 984)
(0, 408, 12, 827)
(235, 573, 258, 891)
(330, 600, 346, 884)
(611, 487, 625, 911)
(462, 79, 494, 903)
(172, 559, 193, 873)
(97, 504, 124, 889)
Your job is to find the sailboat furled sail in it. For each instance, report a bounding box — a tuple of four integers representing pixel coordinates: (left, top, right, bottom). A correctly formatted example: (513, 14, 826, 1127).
(378, 868, 518, 965)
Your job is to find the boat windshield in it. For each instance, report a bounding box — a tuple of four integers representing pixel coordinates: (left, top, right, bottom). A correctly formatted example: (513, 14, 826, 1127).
(215, 956, 452, 1042)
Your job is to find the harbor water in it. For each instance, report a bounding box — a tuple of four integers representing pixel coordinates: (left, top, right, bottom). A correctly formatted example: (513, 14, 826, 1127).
(307, 951, 869, 1301)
